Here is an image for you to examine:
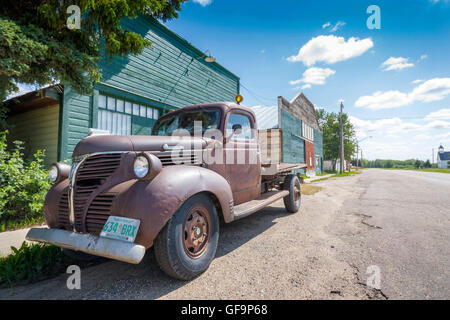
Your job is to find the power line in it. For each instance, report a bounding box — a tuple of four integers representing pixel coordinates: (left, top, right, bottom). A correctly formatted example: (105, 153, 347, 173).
(240, 82, 275, 105)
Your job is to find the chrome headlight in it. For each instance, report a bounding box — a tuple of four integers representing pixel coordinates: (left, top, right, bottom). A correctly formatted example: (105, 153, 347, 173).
(49, 165, 58, 182)
(49, 162, 71, 184)
(134, 155, 149, 179)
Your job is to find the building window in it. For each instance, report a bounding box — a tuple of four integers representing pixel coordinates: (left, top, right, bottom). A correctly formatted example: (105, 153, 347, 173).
(302, 122, 314, 141)
(97, 94, 161, 135)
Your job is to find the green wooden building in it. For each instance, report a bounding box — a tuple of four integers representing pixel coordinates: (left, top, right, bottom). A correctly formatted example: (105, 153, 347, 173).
(251, 92, 324, 175)
(5, 16, 240, 166)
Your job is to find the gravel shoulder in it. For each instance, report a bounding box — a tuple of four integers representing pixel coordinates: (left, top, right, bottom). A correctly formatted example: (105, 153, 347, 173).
(0, 173, 383, 300)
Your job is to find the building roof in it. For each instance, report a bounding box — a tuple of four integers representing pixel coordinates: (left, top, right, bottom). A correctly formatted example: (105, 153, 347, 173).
(438, 151, 450, 161)
(250, 105, 279, 129)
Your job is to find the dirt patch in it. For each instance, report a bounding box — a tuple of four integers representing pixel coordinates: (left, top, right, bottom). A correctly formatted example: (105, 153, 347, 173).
(301, 185, 322, 195)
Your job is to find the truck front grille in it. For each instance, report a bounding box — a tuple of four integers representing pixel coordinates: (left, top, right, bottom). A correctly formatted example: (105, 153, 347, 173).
(56, 153, 123, 233)
(86, 193, 115, 234)
(76, 153, 122, 181)
(155, 152, 201, 166)
(57, 190, 71, 230)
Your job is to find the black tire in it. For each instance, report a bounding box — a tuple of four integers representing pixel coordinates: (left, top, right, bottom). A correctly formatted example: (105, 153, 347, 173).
(154, 193, 219, 281)
(283, 174, 301, 213)
(62, 249, 100, 262)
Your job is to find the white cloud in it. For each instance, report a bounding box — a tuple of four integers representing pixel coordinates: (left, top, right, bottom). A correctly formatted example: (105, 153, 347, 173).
(381, 57, 414, 71)
(420, 54, 428, 60)
(425, 109, 450, 120)
(355, 78, 450, 110)
(289, 67, 336, 87)
(412, 79, 424, 84)
(287, 35, 373, 66)
(410, 78, 450, 102)
(193, 0, 212, 6)
(322, 21, 346, 32)
(301, 84, 312, 90)
(355, 90, 410, 110)
(330, 21, 346, 32)
(349, 115, 450, 160)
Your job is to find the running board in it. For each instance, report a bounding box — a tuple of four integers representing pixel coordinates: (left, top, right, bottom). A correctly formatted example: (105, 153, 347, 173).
(232, 190, 289, 221)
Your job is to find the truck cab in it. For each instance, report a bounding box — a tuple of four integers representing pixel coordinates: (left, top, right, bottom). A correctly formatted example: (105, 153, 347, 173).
(27, 102, 303, 280)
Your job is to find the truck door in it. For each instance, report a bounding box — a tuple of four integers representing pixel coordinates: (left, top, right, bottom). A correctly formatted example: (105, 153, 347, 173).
(224, 111, 261, 205)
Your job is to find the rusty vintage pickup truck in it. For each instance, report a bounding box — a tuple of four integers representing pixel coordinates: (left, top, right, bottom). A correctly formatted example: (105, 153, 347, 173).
(27, 102, 305, 280)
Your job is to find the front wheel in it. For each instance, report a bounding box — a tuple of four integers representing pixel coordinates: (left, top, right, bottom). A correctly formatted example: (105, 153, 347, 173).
(283, 174, 301, 213)
(154, 193, 219, 280)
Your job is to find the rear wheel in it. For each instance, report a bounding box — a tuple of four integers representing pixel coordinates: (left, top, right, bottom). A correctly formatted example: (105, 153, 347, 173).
(154, 193, 219, 280)
(283, 174, 301, 213)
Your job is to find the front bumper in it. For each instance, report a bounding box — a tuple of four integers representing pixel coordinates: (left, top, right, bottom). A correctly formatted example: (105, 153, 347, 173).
(26, 228, 146, 264)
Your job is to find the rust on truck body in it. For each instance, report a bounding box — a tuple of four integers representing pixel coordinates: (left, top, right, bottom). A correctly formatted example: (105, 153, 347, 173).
(40, 102, 305, 257)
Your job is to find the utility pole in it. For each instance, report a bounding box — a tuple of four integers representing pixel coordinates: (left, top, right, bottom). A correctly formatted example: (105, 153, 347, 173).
(432, 148, 434, 164)
(360, 148, 363, 168)
(339, 102, 344, 173)
(356, 144, 359, 168)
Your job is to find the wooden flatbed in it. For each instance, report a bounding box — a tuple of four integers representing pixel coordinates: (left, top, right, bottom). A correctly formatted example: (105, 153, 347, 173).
(258, 128, 307, 176)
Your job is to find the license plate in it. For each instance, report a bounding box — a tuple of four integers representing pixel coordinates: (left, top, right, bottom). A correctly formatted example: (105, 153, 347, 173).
(100, 216, 140, 243)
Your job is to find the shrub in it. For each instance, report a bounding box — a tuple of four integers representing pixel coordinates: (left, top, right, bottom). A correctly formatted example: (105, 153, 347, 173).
(0, 130, 51, 230)
(0, 241, 64, 286)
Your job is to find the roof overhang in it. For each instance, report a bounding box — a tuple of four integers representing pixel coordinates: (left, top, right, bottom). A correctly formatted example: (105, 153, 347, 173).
(4, 84, 63, 116)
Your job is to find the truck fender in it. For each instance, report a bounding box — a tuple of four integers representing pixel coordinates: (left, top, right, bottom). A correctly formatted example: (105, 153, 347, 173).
(111, 165, 233, 248)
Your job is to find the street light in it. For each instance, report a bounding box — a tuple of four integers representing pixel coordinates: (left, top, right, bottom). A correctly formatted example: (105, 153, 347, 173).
(356, 136, 372, 168)
(201, 50, 216, 63)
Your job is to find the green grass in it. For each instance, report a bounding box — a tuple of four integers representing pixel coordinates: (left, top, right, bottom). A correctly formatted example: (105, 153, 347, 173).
(308, 170, 361, 182)
(0, 216, 45, 233)
(333, 170, 362, 177)
(379, 168, 450, 174)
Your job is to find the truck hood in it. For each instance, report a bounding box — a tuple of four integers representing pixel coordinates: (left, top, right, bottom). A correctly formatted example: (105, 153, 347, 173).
(72, 135, 209, 157)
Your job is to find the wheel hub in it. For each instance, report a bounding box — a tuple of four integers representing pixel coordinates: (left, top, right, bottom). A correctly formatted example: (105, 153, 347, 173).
(183, 208, 211, 259)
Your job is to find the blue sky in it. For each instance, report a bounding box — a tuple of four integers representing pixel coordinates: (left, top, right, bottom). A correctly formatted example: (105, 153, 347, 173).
(166, 0, 450, 160)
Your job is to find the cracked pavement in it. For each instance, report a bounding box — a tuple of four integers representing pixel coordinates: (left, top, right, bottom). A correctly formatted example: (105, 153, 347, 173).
(1, 169, 448, 299)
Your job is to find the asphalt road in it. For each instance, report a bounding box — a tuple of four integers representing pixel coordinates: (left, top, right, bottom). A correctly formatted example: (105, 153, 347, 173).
(333, 169, 450, 299)
(1, 169, 449, 299)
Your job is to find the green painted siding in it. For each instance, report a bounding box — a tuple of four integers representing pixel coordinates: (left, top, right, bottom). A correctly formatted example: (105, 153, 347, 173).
(98, 16, 239, 108)
(8, 104, 60, 166)
(314, 129, 324, 174)
(60, 16, 239, 160)
(60, 86, 92, 161)
(280, 109, 305, 164)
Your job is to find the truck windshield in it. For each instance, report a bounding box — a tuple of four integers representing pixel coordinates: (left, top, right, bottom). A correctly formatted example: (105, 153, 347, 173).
(152, 110, 220, 136)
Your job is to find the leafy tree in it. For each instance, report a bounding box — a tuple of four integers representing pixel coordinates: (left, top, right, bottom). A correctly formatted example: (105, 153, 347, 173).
(385, 160, 393, 168)
(316, 110, 357, 166)
(414, 159, 422, 169)
(424, 159, 431, 168)
(0, 0, 186, 100)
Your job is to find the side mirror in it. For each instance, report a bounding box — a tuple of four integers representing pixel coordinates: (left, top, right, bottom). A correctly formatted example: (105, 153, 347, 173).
(232, 124, 242, 135)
